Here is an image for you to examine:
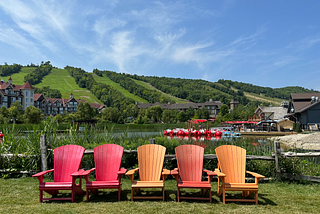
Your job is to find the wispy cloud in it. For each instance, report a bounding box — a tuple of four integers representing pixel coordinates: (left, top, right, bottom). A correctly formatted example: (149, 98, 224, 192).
(0, 25, 45, 59)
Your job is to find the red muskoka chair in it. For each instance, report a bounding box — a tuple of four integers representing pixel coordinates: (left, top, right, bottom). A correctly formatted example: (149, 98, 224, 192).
(171, 145, 216, 202)
(81, 144, 126, 201)
(33, 145, 85, 203)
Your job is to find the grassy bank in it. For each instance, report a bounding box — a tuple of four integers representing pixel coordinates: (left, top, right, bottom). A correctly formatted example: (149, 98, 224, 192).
(1, 177, 320, 213)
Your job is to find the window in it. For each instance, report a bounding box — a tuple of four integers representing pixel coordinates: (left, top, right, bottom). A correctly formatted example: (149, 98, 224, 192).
(26, 104, 29, 108)
(31, 98, 33, 102)
(3, 97, 7, 102)
(26, 91, 29, 97)
(31, 91, 33, 96)
(26, 98, 29, 102)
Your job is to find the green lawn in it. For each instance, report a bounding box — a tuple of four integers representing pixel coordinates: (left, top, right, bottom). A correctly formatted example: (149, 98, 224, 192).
(2, 177, 320, 213)
(35, 68, 102, 104)
(93, 73, 148, 103)
(132, 79, 189, 104)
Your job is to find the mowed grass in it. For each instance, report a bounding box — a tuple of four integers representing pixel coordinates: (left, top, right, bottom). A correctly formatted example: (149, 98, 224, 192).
(2, 67, 36, 85)
(35, 68, 102, 104)
(244, 92, 283, 106)
(132, 79, 189, 104)
(2, 177, 320, 214)
(93, 73, 148, 103)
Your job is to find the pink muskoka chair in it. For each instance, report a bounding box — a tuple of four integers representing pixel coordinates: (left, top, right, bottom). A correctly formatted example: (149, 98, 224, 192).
(33, 145, 85, 202)
(81, 144, 126, 201)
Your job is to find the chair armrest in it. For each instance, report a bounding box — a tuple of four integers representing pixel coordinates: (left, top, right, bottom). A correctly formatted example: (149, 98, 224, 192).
(32, 169, 54, 178)
(162, 168, 170, 181)
(170, 169, 179, 176)
(81, 168, 95, 177)
(214, 168, 226, 177)
(246, 171, 265, 178)
(126, 168, 139, 182)
(162, 169, 170, 175)
(118, 167, 127, 175)
(203, 169, 216, 176)
(71, 169, 85, 177)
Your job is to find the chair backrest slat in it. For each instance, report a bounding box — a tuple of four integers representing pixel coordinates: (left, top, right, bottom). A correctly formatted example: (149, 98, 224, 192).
(215, 145, 246, 183)
(94, 144, 124, 181)
(175, 145, 204, 181)
(137, 144, 166, 181)
(54, 145, 85, 182)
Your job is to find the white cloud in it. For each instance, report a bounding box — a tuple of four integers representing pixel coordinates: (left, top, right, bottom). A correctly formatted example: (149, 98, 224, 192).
(93, 18, 126, 38)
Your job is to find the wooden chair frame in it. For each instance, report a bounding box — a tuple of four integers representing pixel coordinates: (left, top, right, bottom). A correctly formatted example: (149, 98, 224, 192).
(215, 145, 265, 204)
(126, 144, 170, 201)
(171, 145, 216, 202)
(33, 145, 85, 203)
(81, 144, 127, 202)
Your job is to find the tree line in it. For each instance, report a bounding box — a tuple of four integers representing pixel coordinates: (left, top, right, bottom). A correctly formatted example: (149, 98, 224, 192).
(24, 61, 53, 85)
(217, 79, 317, 100)
(0, 63, 22, 77)
(127, 74, 249, 106)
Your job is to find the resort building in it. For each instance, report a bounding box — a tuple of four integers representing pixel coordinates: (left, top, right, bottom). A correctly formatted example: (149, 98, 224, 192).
(287, 92, 320, 130)
(0, 77, 105, 115)
(34, 93, 106, 115)
(136, 99, 223, 118)
(0, 77, 35, 110)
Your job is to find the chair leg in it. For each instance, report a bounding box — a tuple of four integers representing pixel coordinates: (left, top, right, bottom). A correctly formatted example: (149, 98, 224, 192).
(39, 190, 43, 203)
(118, 187, 121, 201)
(163, 187, 165, 201)
(177, 187, 180, 202)
(86, 189, 89, 202)
(255, 191, 258, 205)
(209, 188, 212, 203)
(222, 189, 225, 204)
(131, 188, 134, 201)
(72, 189, 75, 203)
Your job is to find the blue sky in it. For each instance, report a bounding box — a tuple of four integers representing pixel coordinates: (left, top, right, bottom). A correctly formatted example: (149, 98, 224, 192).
(0, 0, 320, 90)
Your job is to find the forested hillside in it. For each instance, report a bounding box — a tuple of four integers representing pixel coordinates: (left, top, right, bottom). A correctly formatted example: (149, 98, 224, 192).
(218, 79, 316, 100)
(1, 62, 317, 110)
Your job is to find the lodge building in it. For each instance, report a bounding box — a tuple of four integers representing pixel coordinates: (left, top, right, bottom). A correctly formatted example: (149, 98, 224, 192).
(136, 99, 223, 119)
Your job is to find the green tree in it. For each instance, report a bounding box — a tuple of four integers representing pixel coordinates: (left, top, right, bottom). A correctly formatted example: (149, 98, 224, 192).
(146, 105, 163, 122)
(0, 105, 9, 118)
(186, 106, 194, 119)
(101, 107, 121, 123)
(220, 104, 229, 116)
(176, 111, 187, 122)
(76, 102, 96, 120)
(53, 114, 63, 123)
(24, 106, 42, 124)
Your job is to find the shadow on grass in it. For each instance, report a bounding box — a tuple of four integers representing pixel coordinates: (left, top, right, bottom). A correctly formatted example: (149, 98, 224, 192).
(41, 189, 277, 206)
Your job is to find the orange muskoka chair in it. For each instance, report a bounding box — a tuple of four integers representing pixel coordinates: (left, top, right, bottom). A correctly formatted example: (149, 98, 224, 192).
(125, 144, 170, 201)
(215, 145, 265, 204)
(171, 145, 216, 202)
(81, 144, 126, 201)
(32, 145, 85, 202)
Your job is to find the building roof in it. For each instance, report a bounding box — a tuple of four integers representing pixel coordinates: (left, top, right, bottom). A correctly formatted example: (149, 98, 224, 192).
(90, 103, 106, 110)
(34, 93, 43, 101)
(137, 100, 222, 110)
(294, 100, 320, 113)
(255, 106, 288, 120)
(291, 92, 320, 100)
(20, 81, 34, 90)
